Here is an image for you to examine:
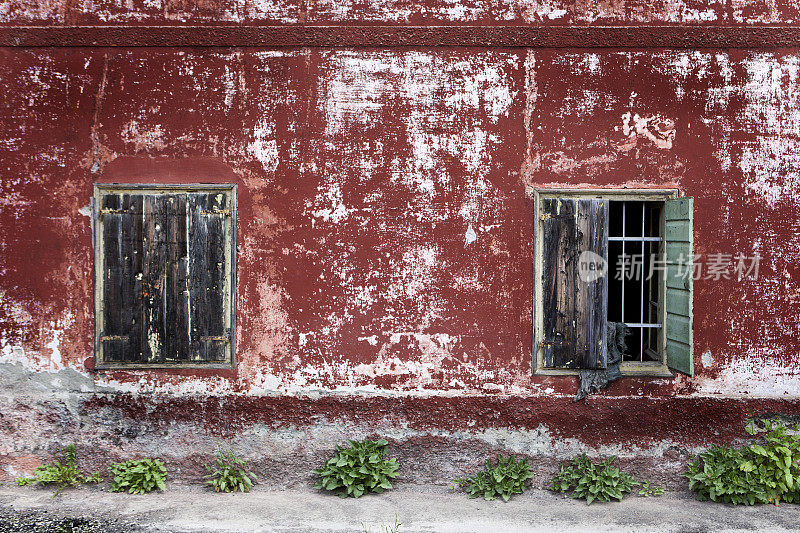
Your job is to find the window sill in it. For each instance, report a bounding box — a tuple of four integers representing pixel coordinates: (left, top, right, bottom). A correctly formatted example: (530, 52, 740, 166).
(619, 362, 673, 377)
(95, 362, 235, 370)
(534, 363, 674, 378)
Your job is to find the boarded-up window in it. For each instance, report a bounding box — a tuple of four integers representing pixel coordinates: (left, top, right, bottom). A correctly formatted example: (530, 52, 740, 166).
(535, 191, 693, 377)
(93, 185, 236, 368)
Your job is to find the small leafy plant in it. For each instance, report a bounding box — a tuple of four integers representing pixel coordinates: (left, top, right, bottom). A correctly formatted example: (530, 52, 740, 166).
(685, 420, 800, 505)
(638, 480, 665, 497)
(109, 458, 167, 494)
(550, 454, 640, 505)
(204, 447, 256, 493)
(314, 438, 399, 498)
(685, 445, 755, 504)
(16, 444, 101, 496)
(453, 455, 533, 502)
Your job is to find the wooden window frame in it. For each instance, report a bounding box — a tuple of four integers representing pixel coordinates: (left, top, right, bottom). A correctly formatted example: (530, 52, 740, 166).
(533, 188, 678, 377)
(93, 183, 237, 369)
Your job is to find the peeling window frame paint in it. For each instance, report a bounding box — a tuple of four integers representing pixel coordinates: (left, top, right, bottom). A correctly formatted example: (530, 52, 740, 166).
(532, 188, 678, 378)
(93, 183, 237, 370)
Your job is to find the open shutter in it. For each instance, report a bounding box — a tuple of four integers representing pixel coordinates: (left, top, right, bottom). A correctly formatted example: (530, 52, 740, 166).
(664, 197, 694, 376)
(541, 198, 609, 369)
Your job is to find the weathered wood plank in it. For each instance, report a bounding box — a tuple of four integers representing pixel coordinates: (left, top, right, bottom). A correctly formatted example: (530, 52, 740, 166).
(101, 193, 123, 362)
(665, 219, 690, 242)
(541, 198, 577, 368)
(188, 193, 211, 361)
(665, 289, 691, 316)
(666, 340, 692, 375)
(163, 194, 189, 362)
(142, 195, 169, 363)
(666, 314, 691, 344)
(120, 193, 144, 362)
(577, 199, 608, 369)
(203, 191, 228, 362)
(665, 242, 690, 263)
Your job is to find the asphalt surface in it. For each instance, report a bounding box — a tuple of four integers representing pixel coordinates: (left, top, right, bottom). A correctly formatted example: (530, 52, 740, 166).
(2, 483, 800, 532)
(0, 505, 144, 533)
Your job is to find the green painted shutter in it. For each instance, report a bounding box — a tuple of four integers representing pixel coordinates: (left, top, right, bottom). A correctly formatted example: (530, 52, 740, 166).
(664, 197, 694, 376)
(541, 198, 609, 369)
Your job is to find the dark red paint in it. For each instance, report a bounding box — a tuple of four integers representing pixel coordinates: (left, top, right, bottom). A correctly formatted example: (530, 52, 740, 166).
(1, 13, 800, 472)
(3, 26, 800, 48)
(82, 393, 800, 448)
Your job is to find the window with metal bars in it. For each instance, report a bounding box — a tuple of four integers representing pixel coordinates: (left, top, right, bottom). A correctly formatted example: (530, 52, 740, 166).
(607, 201, 662, 362)
(534, 190, 694, 377)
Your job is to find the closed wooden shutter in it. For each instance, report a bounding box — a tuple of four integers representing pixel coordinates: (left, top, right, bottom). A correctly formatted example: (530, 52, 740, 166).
(187, 192, 230, 362)
(99, 193, 145, 363)
(95, 186, 235, 367)
(540, 198, 609, 369)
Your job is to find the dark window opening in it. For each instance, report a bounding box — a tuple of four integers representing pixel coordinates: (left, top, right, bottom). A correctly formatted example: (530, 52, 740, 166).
(607, 200, 663, 362)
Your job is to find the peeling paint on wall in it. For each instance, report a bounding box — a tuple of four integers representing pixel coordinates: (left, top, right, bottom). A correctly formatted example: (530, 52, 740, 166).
(3, 0, 779, 25)
(3, 40, 800, 479)
(617, 111, 676, 150)
(3, 47, 800, 397)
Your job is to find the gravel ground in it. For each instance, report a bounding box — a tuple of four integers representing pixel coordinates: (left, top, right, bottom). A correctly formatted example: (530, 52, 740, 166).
(0, 506, 145, 533)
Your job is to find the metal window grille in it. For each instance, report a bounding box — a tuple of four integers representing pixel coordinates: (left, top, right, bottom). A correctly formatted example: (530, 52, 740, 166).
(608, 201, 662, 362)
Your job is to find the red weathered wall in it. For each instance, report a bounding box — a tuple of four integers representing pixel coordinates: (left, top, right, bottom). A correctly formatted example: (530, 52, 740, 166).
(2, 0, 799, 25)
(2, 1, 800, 485)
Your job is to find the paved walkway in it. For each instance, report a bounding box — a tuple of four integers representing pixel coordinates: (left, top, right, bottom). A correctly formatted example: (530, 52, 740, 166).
(2, 484, 800, 532)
